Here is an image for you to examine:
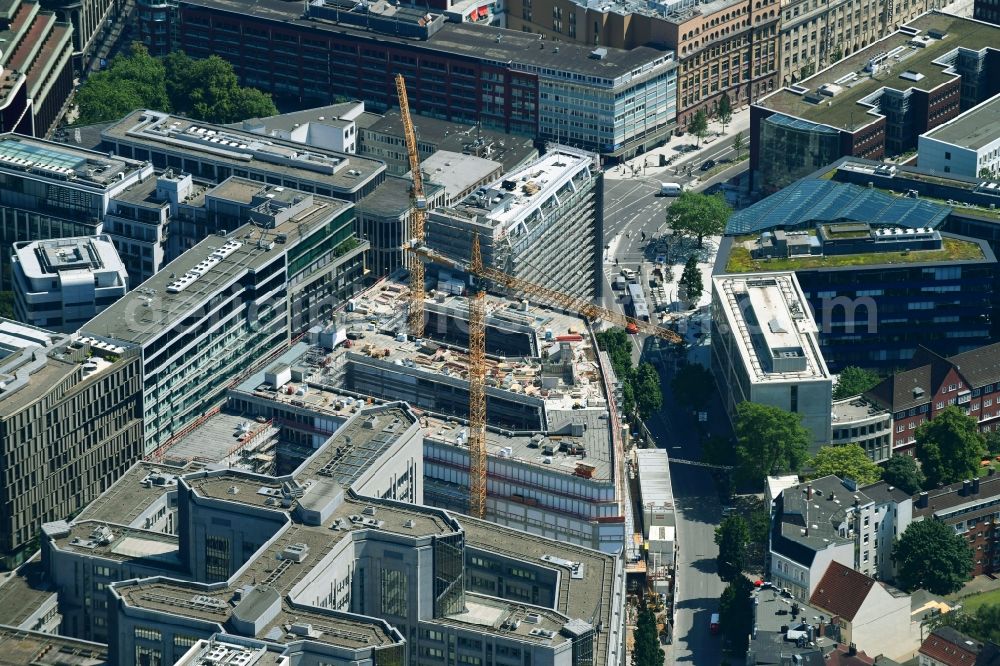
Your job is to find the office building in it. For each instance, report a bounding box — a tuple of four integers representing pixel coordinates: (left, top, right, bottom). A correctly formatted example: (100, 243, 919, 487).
(711, 272, 833, 449)
(12, 235, 128, 333)
(426, 146, 604, 301)
(866, 342, 1000, 455)
(0, 134, 152, 291)
(39, 403, 626, 666)
(975, 0, 1000, 24)
(175, 0, 677, 159)
(82, 177, 367, 456)
(918, 92, 1000, 180)
(40, 0, 127, 68)
(134, 0, 176, 56)
(751, 13, 1000, 192)
(913, 473, 1000, 575)
(0, 625, 108, 665)
(830, 397, 892, 463)
(770, 476, 911, 601)
(0, 325, 143, 568)
(0, 0, 74, 138)
(229, 278, 630, 552)
(720, 177, 997, 372)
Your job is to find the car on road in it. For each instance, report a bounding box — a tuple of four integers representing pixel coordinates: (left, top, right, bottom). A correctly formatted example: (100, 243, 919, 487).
(710, 613, 720, 635)
(700, 159, 717, 171)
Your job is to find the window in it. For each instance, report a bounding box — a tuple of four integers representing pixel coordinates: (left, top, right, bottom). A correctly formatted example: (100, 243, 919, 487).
(945, 151, 951, 160)
(205, 536, 231, 581)
(135, 627, 161, 642)
(173, 635, 199, 649)
(380, 568, 408, 617)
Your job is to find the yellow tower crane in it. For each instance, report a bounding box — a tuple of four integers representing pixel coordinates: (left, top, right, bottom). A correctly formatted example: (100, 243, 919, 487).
(395, 74, 427, 339)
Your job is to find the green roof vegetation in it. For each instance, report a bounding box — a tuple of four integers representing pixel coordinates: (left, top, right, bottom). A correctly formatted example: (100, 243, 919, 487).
(726, 236, 985, 273)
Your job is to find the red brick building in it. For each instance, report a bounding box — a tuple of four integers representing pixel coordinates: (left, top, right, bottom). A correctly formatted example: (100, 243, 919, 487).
(913, 474, 1000, 576)
(865, 343, 1000, 455)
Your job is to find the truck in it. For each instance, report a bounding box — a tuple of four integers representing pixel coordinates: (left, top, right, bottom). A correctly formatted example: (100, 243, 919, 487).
(659, 182, 682, 196)
(710, 613, 720, 635)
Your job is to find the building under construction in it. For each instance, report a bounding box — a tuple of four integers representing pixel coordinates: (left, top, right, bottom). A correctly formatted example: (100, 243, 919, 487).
(227, 278, 631, 553)
(426, 146, 604, 301)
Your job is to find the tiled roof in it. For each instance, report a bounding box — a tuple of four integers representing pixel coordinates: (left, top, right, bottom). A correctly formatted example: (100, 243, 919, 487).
(919, 627, 981, 666)
(914, 474, 1000, 518)
(825, 644, 876, 666)
(949, 342, 1000, 389)
(809, 561, 876, 621)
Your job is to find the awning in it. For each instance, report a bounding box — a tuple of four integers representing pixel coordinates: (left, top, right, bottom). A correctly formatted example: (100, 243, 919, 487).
(468, 9, 476, 19)
(478, 6, 489, 17)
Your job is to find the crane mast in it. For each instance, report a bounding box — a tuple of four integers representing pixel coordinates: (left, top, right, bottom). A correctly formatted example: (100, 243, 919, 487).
(467, 235, 488, 519)
(395, 74, 427, 338)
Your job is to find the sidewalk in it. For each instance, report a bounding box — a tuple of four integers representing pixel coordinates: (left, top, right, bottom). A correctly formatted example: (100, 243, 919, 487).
(606, 104, 752, 182)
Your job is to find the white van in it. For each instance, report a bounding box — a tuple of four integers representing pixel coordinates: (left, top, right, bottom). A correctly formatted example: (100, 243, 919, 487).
(659, 182, 683, 196)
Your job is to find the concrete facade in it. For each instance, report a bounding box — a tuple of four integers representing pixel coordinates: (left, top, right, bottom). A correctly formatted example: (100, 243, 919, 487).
(12, 235, 128, 332)
(711, 272, 833, 449)
(918, 91, 1000, 179)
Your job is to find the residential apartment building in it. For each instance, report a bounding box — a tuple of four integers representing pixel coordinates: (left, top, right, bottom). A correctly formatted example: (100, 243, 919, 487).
(721, 178, 997, 372)
(711, 272, 833, 449)
(0, 134, 152, 291)
(913, 473, 1000, 575)
(770, 476, 911, 601)
(918, 92, 1000, 180)
(39, 403, 626, 666)
(134, 0, 176, 55)
(808, 562, 914, 661)
(0, 0, 74, 138)
(975, 0, 1000, 24)
(752, 12, 1000, 192)
(0, 324, 143, 568)
(777, 0, 942, 85)
(174, 0, 677, 159)
(919, 627, 987, 666)
(426, 146, 604, 301)
(82, 177, 367, 456)
(12, 235, 128, 333)
(866, 342, 1000, 454)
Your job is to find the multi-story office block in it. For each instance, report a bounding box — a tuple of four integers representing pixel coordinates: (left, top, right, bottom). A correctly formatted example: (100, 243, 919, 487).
(975, 0, 1000, 24)
(12, 235, 128, 332)
(918, 92, 1000, 180)
(0, 324, 143, 568)
(40, 404, 625, 665)
(752, 13, 1000, 192)
(830, 397, 893, 463)
(0, 0, 74, 138)
(426, 146, 604, 300)
(0, 134, 152, 290)
(40, 0, 128, 68)
(134, 0, 176, 55)
(83, 177, 367, 456)
(175, 0, 677, 159)
(711, 272, 833, 449)
(770, 476, 911, 600)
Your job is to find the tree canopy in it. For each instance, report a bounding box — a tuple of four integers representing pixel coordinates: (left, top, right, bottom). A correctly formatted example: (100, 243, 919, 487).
(633, 609, 665, 666)
(733, 402, 811, 486)
(715, 515, 750, 583)
(665, 192, 731, 248)
(717, 94, 732, 132)
(881, 455, 924, 495)
(719, 576, 754, 652)
(671, 362, 715, 411)
(833, 366, 881, 400)
(732, 131, 745, 160)
(634, 362, 664, 419)
(688, 109, 709, 145)
(679, 255, 703, 306)
(810, 444, 882, 486)
(75, 43, 277, 125)
(929, 603, 1000, 644)
(915, 406, 984, 487)
(892, 519, 973, 594)
(595, 328, 661, 418)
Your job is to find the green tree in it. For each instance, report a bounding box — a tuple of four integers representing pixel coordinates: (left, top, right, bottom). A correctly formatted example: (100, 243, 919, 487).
(985, 430, 1000, 455)
(810, 444, 882, 486)
(622, 379, 636, 418)
(915, 406, 985, 487)
(734, 402, 811, 487)
(633, 609, 664, 666)
(717, 93, 732, 133)
(0, 291, 14, 319)
(715, 515, 750, 582)
(165, 52, 277, 123)
(671, 362, 715, 411)
(892, 519, 973, 594)
(833, 366, 882, 399)
(929, 604, 1000, 644)
(882, 455, 925, 495)
(596, 328, 634, 381)
(635, 362, 663, 419)
(718, 576, 754, 652)
(732, 131, 745, 160)
(702, 435, 733, 467)
(75, 42, 169, 124)
(688, 109, 709, 146)
(665, 192, 732, 248)
(747, 500, 770, 567)
(679, 255, 703, 306)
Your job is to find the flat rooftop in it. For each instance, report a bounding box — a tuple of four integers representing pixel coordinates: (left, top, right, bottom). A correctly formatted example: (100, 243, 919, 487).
(102, 110, 384, 195)
(178, 0, 675, 81)
(236, 100, 379, 134)
(0, 561, 56, 631)
(83, 181, 351, 346)
(757, 12, 1000, 131)
(443, 147, 596, 233)
(0, 319, 57, 358)
(713, 273, 830, 383)
(0, 625, 107, 666)
(419, 150, 501, 198)
(922, 91, 1000, 150)
(0, 133, 146, 188)
(14, 235, 125, 279)
(77, 460, 195, 526)
(831, 397, 887, 425)
(46, 520, 184, 568)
